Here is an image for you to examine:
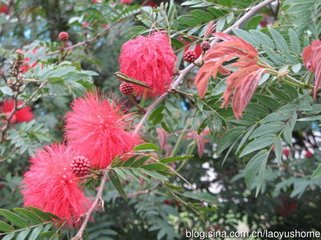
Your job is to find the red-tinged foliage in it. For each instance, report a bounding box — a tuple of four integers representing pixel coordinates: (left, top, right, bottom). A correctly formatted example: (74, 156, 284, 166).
(275, 196, 298, 218)
(1, 100, 33, 123)
(142, 0, 158, 7)
(222, 65, 265, 119)
(184, 128, 210, 157)
(302, 40, 321, 99)
(22, 145, 92, 226)
(195, 32, 266, 119)
(16, 48, 39, 74)
(119, 32, 176, 97)
(65, 92, 141, 169)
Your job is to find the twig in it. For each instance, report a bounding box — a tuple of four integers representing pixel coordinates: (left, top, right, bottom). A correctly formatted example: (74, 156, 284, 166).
(133, 0, 275, 135)
(48, 21, 120, 55)
(128, 95, 146, 113)
(0, 93, 19, 142)
(71, 169, 109, 240)
(17, 81, 48, 110)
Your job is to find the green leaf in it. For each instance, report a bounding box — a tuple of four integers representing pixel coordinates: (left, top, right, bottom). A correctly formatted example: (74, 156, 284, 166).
(240, 135, 275, 157)
(312, 164, 321, 178)
(274, 138, 282, 165)
(141, 163, 168, 171)
(249, 30, 275, 48)
(217, 127, 243, 154)
(131, 156, 150, 167)
(134, 143, 160, 152)
(246, 15, 263, 30)
(27, 208, 58, 221)
(16, 229, 30, 240)
(28, 225, 43, 240)
(13, 208, 42, 224)
(250, 123, 283, 139)
(269, 28, 289, 52)
(283, 113, 297, 146)
(140, 169, 168, 181)
(0, 221, 14, 232)
(160, 155, 193, 164)
(181, 191, 217, 204)
(216, 17, 225, 32)
(149, 105, 164, 125)
(244, 150, 269, 194)
(2, 232, 15, 240)
(298, 115, 321, 122)
(122, 156, 137, 167)
(233, 29, 259, 46)
(291, 63, 301, 73)
(288, 29, 301, 54)
(0, 209, 28, 228)
(109, 170, 127, 200)
(236, 125, 256, 153)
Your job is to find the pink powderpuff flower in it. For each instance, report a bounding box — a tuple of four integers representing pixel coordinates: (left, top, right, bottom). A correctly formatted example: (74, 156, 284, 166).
(120, 0, 133, 4)
(302, 40, 321, 99)
(65, 92, 141, 169)
(119, 32, 176, 98)
(1, 99, 33, 123)
(195, 33, 266, 119)
(21, 145, 92, 226)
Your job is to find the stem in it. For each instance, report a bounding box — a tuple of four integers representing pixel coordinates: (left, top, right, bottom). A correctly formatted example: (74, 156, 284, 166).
(48, 21, 121, 55)
(0, 93, 19, 142)
(128, 95, 145, 113)
(267, 68, 311, 89)
(170, 123, 190, 157)
(71, 169, 109, 240)
(133, 0, 275, 135)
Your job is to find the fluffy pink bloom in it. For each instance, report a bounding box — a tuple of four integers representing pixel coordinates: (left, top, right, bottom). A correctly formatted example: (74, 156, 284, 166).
(21, 145, 92, 226)
(120, 0, 133, 4)
(65, 92, 141, 168)
(119, 32, 176, 97)
(195, 33, 266, 119)
(302, 40, 321, 99)
(1, 100, 33, 123)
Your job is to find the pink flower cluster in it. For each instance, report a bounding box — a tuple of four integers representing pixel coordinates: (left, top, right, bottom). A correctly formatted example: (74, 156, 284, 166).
(119, 32, 176, 98)
(22, 92, 141, 226)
